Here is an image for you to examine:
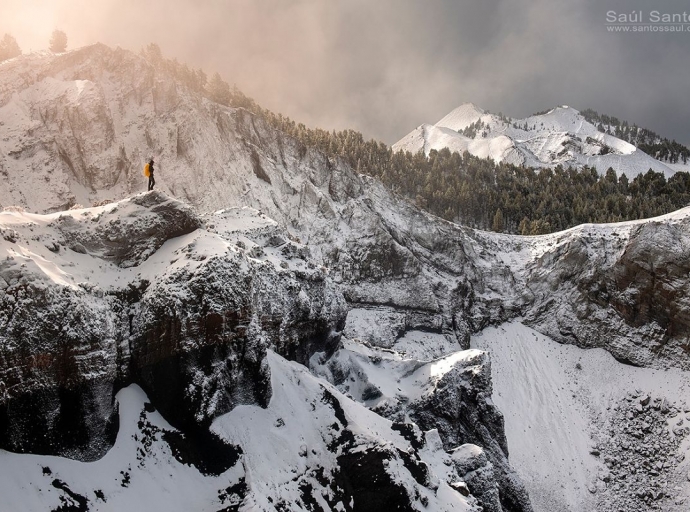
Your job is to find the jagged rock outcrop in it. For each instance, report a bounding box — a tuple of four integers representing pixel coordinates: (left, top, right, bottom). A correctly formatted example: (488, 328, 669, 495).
(56, 192, 203, 267)
(451, 444, 503, 512)
(408, 352, 532, 512)
(312, 340, 533, 512)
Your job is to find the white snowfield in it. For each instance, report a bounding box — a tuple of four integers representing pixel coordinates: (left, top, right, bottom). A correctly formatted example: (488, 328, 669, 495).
(0, 384, 241, 511)
(393, 102, 679, 178)
(473, 322, 690, 512)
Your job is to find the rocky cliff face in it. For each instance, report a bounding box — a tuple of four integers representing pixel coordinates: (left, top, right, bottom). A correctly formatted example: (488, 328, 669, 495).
(0, 44, 522, 344)
(0, 193, 501, 511)
(510, 215, 690, 370)
(311, 341, 533, 512)
(3, 46, 690, 376)
(0, 192, 345, 459)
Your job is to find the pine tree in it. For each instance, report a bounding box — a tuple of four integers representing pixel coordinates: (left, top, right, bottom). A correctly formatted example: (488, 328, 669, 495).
(0, 34, 21, 62)
(492, 208, 504, 232)
(207, 72, 231, 105)
(49, 30, 67, 53)
(518, 217, 530, 235)
(142, 43, 163, 65)
(194, 68, 207, 91)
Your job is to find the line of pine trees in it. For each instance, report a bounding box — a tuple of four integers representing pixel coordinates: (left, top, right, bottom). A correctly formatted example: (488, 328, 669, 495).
(139, 45, 690, 235)
(250, 112, 690, 235)
(0, 34, 21, 62)
(582, 108, 689, 165)
(140, 43, 259, 111)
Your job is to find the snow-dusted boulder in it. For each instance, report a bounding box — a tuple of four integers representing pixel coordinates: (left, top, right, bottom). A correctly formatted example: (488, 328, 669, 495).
(47, 191, 201, 267)
(452, 444, 503, 512)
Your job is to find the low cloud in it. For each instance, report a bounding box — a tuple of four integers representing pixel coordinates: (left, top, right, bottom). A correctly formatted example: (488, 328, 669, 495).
(3, 0, 690, 144)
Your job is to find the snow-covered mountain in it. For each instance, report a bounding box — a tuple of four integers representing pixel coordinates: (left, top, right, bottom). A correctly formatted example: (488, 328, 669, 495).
(393, 103, 682, 178)
(2, 44, 690, 512)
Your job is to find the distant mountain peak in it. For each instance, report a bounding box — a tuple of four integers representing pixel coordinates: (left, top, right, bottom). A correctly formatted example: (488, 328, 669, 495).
(393, 103, 685, 177)
(435, 102, 487, 131)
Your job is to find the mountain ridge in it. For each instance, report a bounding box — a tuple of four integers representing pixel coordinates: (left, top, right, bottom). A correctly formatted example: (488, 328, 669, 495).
(393, 102, 687, 178)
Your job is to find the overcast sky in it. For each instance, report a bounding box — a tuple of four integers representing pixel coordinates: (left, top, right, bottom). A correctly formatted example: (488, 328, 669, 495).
(3, 0, 689, 145)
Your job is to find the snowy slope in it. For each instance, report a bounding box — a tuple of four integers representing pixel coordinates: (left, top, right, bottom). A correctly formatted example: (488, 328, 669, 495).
(393, 103, 677, 178)
(0, 385, 246, 511)
(394, 124, 524, 166)
(212, 351, 477, 511)
(0, 353, 478, 511)
(472, 322, 690, 512)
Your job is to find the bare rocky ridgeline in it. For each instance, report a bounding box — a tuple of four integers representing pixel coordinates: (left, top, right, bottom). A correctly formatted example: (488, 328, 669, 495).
(591, 392, 690, 511)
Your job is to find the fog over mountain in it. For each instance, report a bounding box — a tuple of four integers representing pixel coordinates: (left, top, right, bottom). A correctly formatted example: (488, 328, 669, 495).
(3, 0, 690, 145)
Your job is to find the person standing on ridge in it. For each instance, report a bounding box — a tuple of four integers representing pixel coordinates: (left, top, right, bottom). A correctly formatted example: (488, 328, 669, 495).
(146, 158, 155, 191)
